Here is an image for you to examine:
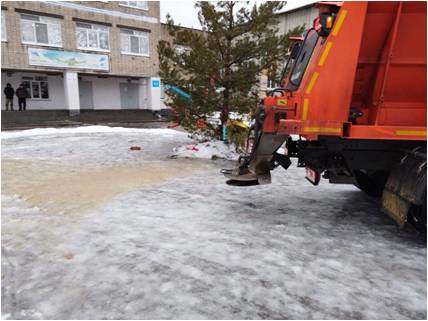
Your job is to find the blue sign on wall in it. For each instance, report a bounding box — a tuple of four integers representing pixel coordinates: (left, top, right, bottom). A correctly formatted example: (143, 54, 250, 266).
(152, 80, 160, 87)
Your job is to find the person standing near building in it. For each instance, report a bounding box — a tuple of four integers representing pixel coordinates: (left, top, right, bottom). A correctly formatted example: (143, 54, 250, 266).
(3, 83, 15, 111)
(16, 83, 29, 111)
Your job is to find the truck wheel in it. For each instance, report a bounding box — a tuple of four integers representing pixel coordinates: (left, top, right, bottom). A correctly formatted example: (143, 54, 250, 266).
(408, 189, 427, 233)
(354, 170, 390, 197)
(423, 192, 427, 231)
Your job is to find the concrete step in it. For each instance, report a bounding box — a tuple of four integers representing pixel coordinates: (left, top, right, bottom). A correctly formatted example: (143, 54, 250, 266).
(1, 109, 172, 130)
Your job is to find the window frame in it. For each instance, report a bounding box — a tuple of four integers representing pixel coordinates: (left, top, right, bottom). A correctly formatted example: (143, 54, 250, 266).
(286, 29, 319, 92)
(120, 28, 150, 57)
(1, 10, 6, 42)
(118, 1, 148, 11)
(75, 22, 110, 53)
(20, 13, 62, 48)
(22, 76, 50, 100)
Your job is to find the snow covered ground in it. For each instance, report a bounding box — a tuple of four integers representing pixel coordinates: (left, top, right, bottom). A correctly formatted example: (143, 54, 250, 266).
(2, 126, 426, 319)
(172, 140, 239, 160)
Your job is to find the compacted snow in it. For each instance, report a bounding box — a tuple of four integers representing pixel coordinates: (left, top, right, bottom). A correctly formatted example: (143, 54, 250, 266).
(1, 126, 426, 319)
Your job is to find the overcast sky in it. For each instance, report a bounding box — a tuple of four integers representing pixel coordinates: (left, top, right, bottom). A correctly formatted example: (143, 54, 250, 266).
(160, 0, 317, 29)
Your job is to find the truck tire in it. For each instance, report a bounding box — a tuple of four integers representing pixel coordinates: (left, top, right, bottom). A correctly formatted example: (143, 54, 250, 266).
(420, 191, 426, 231)
(354, 170, 390, 197)
(421, 188, 428, 234)
(408, 188, 427, 233)
(423, 192, 427, 231)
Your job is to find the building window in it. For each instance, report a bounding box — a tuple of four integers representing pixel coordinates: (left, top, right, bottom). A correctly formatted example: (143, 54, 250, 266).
(120, 29, 149, 56)
(20, 14, 62, 47)
(1, 11, 6, 42)
(119, 1, 148, 10)
(76, 22, 109, 52)
(22, 76, 49, 99)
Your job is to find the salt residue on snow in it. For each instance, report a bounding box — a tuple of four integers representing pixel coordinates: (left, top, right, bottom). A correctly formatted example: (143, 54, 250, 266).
(172, 140, 239, 160)
(1, 126, 187, 139)
(1, 194, 40, 216)
(2, 206, 41, 216)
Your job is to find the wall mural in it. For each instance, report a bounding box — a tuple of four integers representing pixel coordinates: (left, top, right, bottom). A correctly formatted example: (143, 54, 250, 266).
(28, 48, 109, 71)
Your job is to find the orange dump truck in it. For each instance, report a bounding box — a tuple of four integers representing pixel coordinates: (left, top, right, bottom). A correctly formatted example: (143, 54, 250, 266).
(223, 1, 427, 231)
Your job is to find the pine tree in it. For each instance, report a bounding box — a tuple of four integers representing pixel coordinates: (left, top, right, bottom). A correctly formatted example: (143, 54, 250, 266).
(158, 1, 304, 139)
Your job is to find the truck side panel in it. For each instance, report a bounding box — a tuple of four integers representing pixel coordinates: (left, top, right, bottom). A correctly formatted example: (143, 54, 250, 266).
(352, 1, 427, 127)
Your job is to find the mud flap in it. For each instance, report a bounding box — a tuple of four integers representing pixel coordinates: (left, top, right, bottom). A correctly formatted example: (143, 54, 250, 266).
(382, 148, 427, 227)
(382, 191, 411, 226)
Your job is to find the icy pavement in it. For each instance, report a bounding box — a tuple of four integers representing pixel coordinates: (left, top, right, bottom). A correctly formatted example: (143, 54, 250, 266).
(1, 126, 426, 319)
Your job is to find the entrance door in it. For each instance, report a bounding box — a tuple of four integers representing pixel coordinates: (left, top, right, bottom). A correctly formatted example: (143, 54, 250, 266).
(79, 80, 94, 109)
(120, 83, 139, 109)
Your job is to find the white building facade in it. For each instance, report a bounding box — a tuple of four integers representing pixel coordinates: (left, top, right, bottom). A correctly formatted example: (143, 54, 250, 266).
(277, 3, 319, 36)
(1, 1, 165, 112)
